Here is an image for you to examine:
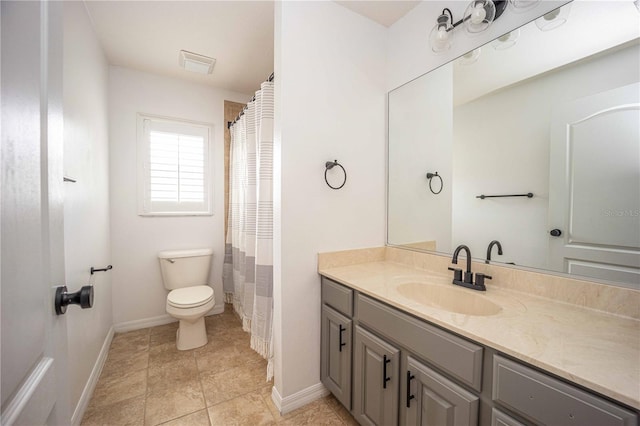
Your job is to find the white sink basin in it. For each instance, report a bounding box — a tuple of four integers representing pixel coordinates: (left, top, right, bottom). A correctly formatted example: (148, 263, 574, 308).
(397, 282, 502, 316)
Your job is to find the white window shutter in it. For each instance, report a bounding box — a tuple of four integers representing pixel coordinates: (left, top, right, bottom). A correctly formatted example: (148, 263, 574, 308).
(137, 114, 212, 216)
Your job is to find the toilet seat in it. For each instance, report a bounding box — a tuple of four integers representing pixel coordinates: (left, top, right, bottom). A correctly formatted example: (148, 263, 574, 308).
(167, 285, 214, 309)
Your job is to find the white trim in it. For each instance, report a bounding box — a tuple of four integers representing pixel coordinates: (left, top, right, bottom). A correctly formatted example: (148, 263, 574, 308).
(70, 327, 115, 426)
(114, 313, 176, 333)
(113, 304, 225, 333)
(207, 304, 225, 317)
(271, 382, 329, 415)
(1, 357, 55, 426)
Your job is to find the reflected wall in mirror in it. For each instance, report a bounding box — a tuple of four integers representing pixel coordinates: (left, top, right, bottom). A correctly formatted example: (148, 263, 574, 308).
(388, 1, 640, 288)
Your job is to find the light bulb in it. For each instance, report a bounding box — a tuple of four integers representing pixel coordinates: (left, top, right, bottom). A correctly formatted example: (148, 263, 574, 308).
(535, 3, 571, 31)
(457, 48, 481, 65)
(429, 11, 453, 53)
(464, 0, 496, 33)
(471, 3, 487, 24)
(491, 28, 520, 50)
(509, 0, 540, 12)
(432, 26, 450, 51)
(542, 9, 560, 21)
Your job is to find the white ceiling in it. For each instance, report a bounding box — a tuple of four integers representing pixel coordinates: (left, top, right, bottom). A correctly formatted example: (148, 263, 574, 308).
(83, 1, 418, 95)
(84, 1, 275, 95)
(335, 0, 420, 27)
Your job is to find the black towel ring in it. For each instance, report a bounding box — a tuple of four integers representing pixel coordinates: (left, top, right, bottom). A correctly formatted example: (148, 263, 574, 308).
(325, 160, 347, 190)
(426, 172, 443, 195)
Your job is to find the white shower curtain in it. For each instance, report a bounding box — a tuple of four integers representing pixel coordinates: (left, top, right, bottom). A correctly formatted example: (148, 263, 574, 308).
(223, 80, 274, 380)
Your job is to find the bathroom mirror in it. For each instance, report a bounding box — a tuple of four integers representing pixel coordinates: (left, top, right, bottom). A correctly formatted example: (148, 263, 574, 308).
(387, 1, 640, 289)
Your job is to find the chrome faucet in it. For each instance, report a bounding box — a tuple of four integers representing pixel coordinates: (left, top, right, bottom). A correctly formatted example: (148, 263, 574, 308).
(448, 244, 491, 291)
(485, 240, 503, 264)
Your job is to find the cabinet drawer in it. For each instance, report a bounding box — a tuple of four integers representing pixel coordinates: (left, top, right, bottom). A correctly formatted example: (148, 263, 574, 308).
(356, 294, 483, 391)
(493, 355, 637, 426)
(322, 277, 353, 317)
(491, 408, 525, 426)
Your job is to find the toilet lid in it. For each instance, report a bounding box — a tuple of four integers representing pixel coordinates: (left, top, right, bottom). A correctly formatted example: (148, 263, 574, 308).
(167, 286, 214, 308)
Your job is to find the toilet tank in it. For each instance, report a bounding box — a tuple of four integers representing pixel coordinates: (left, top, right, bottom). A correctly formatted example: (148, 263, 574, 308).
(158, 248, 213, 290)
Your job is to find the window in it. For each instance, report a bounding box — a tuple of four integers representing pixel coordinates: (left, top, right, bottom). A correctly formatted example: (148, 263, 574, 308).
(137, 114, 213, 216)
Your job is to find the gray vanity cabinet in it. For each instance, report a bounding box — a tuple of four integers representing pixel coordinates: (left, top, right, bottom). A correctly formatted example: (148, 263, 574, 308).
(405, 355, 479, 426)
(319, 277, 639, 426)
(356, 292, 483, 426)
(321, 278, 354, 409)
(492, 355, 638, 426)
(353, 325, 400, 426)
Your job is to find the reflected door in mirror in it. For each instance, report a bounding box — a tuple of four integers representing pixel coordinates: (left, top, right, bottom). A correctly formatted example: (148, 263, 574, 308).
(549, 82, 640, 286)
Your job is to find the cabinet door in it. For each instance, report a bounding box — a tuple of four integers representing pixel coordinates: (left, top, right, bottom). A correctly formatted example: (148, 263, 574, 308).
(321, 304, 352, 409)
(405, 356, 479, 426)
(353, 325, 400, 426)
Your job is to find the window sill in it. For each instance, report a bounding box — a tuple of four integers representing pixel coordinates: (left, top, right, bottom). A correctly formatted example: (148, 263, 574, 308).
(138, 212, 214, 217)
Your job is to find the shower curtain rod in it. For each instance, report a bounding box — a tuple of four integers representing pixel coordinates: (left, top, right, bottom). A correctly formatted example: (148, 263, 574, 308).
(227, 72, 274, 129)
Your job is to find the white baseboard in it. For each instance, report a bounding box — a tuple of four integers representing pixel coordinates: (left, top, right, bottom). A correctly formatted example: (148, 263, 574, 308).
(271, 382, 329, 415)
(70, 326, 114, 426)
(113, 304, 225, 333)
(207, 303, 225, 316)
(113, 314, 176, 333)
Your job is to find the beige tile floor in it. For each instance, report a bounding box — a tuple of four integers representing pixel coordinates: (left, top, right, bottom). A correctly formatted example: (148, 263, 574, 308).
(82, 305, 358, 425)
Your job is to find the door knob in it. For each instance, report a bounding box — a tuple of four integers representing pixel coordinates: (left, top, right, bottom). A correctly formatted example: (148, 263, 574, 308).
(550, 229, 562, 237)
(55, 285, 94, 315)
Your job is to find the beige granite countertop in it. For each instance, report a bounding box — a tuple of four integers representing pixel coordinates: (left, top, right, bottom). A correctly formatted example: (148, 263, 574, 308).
(318, 247, 640, 410)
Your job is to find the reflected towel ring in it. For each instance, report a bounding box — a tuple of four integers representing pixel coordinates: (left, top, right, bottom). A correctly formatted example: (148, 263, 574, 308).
(325, 160, 347, 190)
(426, 172, 443, 195)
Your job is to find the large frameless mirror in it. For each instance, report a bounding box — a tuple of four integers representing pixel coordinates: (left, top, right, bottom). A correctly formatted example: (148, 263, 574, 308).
(387, 1, 640, 288)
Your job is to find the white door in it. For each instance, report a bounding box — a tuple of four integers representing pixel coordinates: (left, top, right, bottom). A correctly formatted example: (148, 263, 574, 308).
(1, 1, 70, 424)
(549, 82, 640, 288)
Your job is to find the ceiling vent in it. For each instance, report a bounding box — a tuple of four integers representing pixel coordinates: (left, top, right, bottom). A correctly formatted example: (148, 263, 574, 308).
(178, 50, 216, 75)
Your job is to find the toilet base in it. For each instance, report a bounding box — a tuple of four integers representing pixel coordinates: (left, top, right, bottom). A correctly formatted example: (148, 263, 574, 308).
(176, 317, 208, 350)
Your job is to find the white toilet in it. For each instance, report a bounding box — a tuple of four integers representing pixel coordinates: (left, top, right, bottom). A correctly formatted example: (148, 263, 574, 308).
(158, 248, 215, 350)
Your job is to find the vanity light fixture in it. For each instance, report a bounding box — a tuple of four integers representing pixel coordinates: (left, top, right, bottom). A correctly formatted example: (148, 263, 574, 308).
(535, 3, 571, 31)
(429, 0, 508, 54)
(492, 28, 520, 50)
(178, 50, 216, 75)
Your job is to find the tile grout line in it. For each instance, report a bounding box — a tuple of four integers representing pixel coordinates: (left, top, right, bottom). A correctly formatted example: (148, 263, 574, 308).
(329, 406, 349, 425)
(194, 348, 213, 426)
(143, 328, 151, 426)
(205, 310, 278, 423)
(86, 311, 300, 425)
